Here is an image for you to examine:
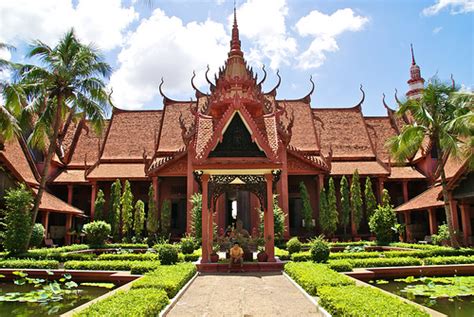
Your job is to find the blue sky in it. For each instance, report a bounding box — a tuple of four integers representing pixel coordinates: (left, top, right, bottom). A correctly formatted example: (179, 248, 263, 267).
(0, 0, 472, 116)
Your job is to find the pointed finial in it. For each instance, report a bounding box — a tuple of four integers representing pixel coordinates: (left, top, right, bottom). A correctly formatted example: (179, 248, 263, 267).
(229, 1, 242, 57)
(410, 43, 416, 65)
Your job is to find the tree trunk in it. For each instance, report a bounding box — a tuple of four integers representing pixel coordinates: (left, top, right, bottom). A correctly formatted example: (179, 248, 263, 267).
(25, 95, 63, 249)
(436, 139, 460, 248)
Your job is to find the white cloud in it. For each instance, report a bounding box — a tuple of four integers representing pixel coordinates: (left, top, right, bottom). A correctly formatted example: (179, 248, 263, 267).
(0, 47, 12, 82)
(422, 0, 474, 16)
(0, 0, 138, 50)
(295, 8, 368, 69)
(234, 0, 297, 69)
(215, 0, 226, 5)
(109, 8, 229, 109)
(433, 26, 443, 34)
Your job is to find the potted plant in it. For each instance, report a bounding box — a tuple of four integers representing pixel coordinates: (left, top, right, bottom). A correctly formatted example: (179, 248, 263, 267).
(256, 237, 268, 262)
(391, 223, 406, 242)
(210, 243, 219, 263)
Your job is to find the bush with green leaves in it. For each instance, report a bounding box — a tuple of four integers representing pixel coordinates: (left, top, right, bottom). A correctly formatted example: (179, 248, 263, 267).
(290, 251, 311, 262)
(0, 259, 59, 269)
(364, 177, 377, 220)
(133, 200, 145, 238)
(94, 189, 106, 221)
(318, 285, 428, 317)
(30, 223, 45, 248)
(310, 236, 330, 263)
(275, 247, 290, 260)
(76, 288, 169, 317)
(350, 169, 363, 232)
(299, 181, 314, 230)
(321, 178, 338, 237)
(3, 184, 33, 254)
(97, 253, 158, 261)
(431, 223, 450, 246)
(83, 221, 111, 246)
(340, 176, 351, 238)
(286, 237, 302, 254)
(284, 262, 354, 296)
(121, 180, 134, 238)
(327, 260, 353, 272)
(64, 260, 160, 274)
(155, 244, 178, 265)
(146, 184, 159, 237)
(329, 257, 422, 269)
(180, 236, 196, 254)
(132, 263, 197, 298)
(369, 202, 397, 245)
(110, 179, 122, 240)
(190, 193, 202, 239)
(424, 255, 474, 265)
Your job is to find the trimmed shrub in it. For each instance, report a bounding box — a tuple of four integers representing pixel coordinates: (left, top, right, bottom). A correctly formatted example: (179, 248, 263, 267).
(132, 263, 196, 298)
(155, 244, 178, 265)
(291, 251, 311, 262)
(0, 259, 58, 269)
(130, 262, 161, 275)
(30, 223, 45, 248)
(329, 241, 374, 248)
(275, 247, 290, 261)
(310, 237, 329, 263)
(329, 251, 382, 260)
(284, 262, 354, 296)
(83, 221, 111, 246)
(76, 288, 169, 317)
(424, 256, 474, 265)
(299, 182, 314, 230)
(318, 285, 428, 317)
(183, 253, 200, 262)
(101, 243, 148, 249)
(369, 203, 397, 245)
(328, 260, 353, 272)
(3, 184, 33, 254)
(94, 189, 106, 221)
(329, 257, 423, 269)
(64, 260, 159, 272)
(190, 193, 202, 239)
(97, 253, 158, 262)
(286, 237, 302, 254)
(180, 237, 196, 254)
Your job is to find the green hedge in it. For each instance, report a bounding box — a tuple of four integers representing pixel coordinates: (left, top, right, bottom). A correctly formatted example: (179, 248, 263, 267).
(0, 259, 59, 269)
(182, 253, 200, 262)
(98, 243, 148, 249)
(318, 285, 428, 317)
(97, 253, 158, 262)
(327, 260, 353, 272)
(389, 242, 445, 250)
(284, 262, 354, 296)
(275, 247, 290, 260)
(64, 260, 160, 274)
(290, 251, 311, 262)
(132, 263, 196, 298)
(329, 257, 422, 270)
(75, 288, 169, 317)
(424, 255, 474, 265)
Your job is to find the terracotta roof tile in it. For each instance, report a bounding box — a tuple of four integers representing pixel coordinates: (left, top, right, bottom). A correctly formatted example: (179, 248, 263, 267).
(51, 169, 88, 183)
(313, 108, 375, 158)
(103, 111, 162, 160)
(87, 163, 146, 180)
(388, 166, 426, 180)
(158, 103, 193, 153)
(33, 189, 84, 215)
(0, 138, 38, 185)
(69, 121, 109, 167)
(365, 117, 398, 162)
(284, 101, 319, 151)
(395, 185, 443, 212)
(443, 155, 464, 179)
(330, 161, 389, 176)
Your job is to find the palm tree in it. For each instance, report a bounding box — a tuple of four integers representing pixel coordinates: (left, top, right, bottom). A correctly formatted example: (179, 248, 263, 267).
(2, 29, 111, 248)
(0, 43, 19, 146)
(388, 79, 473, 248)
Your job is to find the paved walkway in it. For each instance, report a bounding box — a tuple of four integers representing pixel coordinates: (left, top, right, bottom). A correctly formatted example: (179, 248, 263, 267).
(166, 273, 322, 317)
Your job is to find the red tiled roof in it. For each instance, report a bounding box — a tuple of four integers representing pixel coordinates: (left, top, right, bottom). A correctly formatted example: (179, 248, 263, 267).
(158, 103, 193, 153)
(284, 101, 319, 151)
(388, 166, 426, 180)
(395, 185, 443, 212)
(103, 110, 162, 160)
(330, 161, 389, 176)
(365, 117, 398, 163)
(87, 163, 147, 180)
(33, 189, 84, 215)
(443, 155, 465, 179)
(68, 121, 109, 167)
(51, 169, 88, 184)
(313, 107, 375, 159)
(0, 138, 38, 185)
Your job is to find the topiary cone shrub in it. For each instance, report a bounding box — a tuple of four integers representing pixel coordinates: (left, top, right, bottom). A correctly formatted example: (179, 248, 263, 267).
(287, 237, 302, 254)
(83, 221, 111, 246)
(310, 236, 330, 263)
(156, 244, 178, 265)
(180, 236, 196, 255)
(30, 223, 45, 248)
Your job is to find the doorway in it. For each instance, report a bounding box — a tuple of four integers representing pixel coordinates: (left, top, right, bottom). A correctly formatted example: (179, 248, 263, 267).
(225, 190, 251, 231)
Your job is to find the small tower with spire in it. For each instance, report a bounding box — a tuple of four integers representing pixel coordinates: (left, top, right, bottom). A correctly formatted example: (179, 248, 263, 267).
(406, 44, 425, 100)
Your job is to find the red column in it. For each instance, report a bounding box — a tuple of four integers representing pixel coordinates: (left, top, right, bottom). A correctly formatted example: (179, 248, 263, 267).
(67, 184, 74, 205)
(264, 174, 275, 262)
(280, 150, 290, 240)
(428, 208, 437, 235)
(90, 182, 97, 220)
(41, 211, 50, 239)
(65, 214, 73, 245)
(404, 212, 413, 242)
(209, 198, 214, 247)
(201, 174, 210, 263)
(460, 204, 471, 246)
(402, 181, 409, 203)
(186, 154, 194, 233)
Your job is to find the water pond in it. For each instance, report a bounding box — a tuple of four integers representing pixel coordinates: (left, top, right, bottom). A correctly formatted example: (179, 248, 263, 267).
(373, 276, 474, 317)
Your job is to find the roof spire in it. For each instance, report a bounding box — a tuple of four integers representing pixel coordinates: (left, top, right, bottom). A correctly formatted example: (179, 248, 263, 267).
(410, 43, 416, 65)
(229, 1, 243, 57)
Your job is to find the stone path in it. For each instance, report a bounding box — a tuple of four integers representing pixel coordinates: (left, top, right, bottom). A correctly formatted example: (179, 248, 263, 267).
(166, 273, 322, 317)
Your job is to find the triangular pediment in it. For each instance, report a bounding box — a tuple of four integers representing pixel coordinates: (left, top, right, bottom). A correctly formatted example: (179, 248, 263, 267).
(209, 112, 265, 158)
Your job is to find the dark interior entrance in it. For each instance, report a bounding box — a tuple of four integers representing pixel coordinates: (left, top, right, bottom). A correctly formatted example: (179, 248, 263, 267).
(225, 190, 251, 231)
(171, 198, 187, 236)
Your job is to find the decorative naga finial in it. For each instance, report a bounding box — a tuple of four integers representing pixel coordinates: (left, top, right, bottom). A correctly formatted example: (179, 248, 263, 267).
(205, 65, 216, 89)
(451, 74, 456, 89)
(159, 77, 178, 104)
(257, 64, 267, 86)
(191, 70, 208, 97)
(394, 88, 403, 107)
(355, 84, 365, 108)
(267, 70, 281, 96)
(302, 75, 315, 103)
(382, 93, 391, 110)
